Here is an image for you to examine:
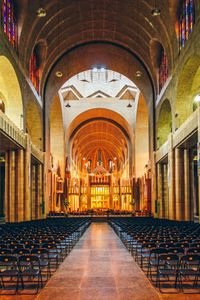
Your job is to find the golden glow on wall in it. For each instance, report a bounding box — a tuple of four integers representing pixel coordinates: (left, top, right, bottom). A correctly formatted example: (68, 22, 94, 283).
(0, 56, 23, 128)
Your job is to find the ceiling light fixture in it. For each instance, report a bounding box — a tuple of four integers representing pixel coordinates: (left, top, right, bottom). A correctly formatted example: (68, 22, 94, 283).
(65, 101, 71, 108)
(151, 7, 161, 16)
(55, 71, 63, 78)
(127, 101, 132, 108)
(151, 0, 161, 16)
(36, 7, 46, 17)
(136, 70, 142, 77)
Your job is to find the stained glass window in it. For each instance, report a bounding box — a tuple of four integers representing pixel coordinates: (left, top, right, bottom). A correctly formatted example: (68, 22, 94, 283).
(30, 51, 40, 94)
(1, 0, 17, 49)
(159, 49, 168, 93)
(179, 0, 195, 50)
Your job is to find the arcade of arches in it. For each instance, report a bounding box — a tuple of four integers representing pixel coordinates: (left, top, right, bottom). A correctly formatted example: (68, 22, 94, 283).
(0, 0, 200, 223)
(1, 0, 200, 298)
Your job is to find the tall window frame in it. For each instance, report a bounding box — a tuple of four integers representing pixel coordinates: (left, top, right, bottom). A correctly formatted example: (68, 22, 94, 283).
(159, 48, 168, 93)
(30, 50, 40, 94)
(1, 0, 18, 49)
(179, 0, 195, 50)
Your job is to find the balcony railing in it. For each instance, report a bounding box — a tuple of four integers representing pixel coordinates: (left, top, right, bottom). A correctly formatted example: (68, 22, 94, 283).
(0, 110, 26, 148)
(0, 111, 44, 163)
(31, 142, 44, 163)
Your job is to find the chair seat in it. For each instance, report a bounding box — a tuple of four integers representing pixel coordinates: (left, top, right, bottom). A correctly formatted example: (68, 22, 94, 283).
(179, 269, 200, 276)
(0, 269, 18, 277)
(158, 269, 177, 276)
(21, 269, 40, 276)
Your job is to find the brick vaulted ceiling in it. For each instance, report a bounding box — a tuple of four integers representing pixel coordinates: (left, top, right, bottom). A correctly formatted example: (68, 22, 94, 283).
(71, 119, 128, 172)
(18, 0, 179, 104)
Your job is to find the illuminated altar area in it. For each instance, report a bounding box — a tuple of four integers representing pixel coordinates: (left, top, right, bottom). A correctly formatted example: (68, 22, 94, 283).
(67, 149, 133, 212)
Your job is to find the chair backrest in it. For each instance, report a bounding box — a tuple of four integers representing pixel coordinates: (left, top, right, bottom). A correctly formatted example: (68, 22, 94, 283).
(42, 243, 57, 250)
(0, 244, 8, 249)
(13, 248, 30, 256)
(18, 254, 40, 266)
(25, 243, 40, 249)
(150, 248, 168, 256)
(168, 247, 184, 255)
(159, 242, 174, 249)
(175, 242, 189, 249)
(159, 254, 179, 266)
(9, 244, 23, 250)
(0, 248, 12, 255)
(180, 254, 200, 267)
(191, 243, 200, 248)
(31, 248, 49, 256)
(0, 255, 17, 265)
(187, 247, 200, 254)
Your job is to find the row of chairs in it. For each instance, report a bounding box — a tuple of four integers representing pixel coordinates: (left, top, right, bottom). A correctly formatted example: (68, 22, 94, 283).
(109, 217, 200, 293)
(0, 217, 91, 294)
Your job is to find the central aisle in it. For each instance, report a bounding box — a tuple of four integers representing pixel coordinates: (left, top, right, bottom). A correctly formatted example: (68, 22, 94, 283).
(36, 222, 160, 300)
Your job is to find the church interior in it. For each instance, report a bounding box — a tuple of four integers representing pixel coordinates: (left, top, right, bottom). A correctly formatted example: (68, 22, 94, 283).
(0, 0, 200, 298)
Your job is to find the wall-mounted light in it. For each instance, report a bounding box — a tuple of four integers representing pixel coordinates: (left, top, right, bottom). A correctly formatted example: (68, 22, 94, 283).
(36, 8, 46, 17)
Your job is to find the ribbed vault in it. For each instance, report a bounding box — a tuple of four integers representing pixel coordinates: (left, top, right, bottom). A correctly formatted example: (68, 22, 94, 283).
(18, 0, 177, 99)
(70, 119, 128, 173)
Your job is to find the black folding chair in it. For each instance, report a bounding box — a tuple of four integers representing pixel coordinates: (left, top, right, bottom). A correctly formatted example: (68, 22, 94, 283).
(18, 255, 43, 294)
(178, 254, 200, 293)
(156, 254, 179, 293)
(0, 255, 21, 294)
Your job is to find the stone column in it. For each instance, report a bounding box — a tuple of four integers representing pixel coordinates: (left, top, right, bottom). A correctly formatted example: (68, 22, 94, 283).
(163, 164, 169, 219)
(36, 164, 43, 219)
(175, 148, 184, 220)
(109, 176, 113, 209)
(184, 149, 190, 221)
(151, 151, 157, 216)
(87, 188, 91, 209)
(31, 165, 36, 220)
(9, 150, 16, 222)
(119, 181, 122, 210)
(24, 134, 31, 221)
(44, 153, 49, 217)
(4, 152, 9, 222)
(168, 134, 175, 220)
(197, 103, 200, 222)
(157, 163, 162, 218)
(16, 149, 25, 222)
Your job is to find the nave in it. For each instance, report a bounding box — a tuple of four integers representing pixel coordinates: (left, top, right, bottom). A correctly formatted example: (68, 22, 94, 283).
(36, 222, 160, 300)
(3, 221, 198, 300)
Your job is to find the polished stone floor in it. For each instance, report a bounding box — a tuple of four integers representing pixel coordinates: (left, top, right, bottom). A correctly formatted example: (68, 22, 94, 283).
(3, 223, 200, 300)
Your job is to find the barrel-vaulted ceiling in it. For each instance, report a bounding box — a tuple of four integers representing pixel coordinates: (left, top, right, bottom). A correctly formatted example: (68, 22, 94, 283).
(71, 120, 128, 172)
(18, 0, 179, 100)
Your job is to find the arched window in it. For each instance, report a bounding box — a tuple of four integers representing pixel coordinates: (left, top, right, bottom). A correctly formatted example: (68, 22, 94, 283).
(179, 0, 195, 50)
(30, 50, 40, 94)
(159, 49, 168, 93)
(1, 0, 17, 49)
